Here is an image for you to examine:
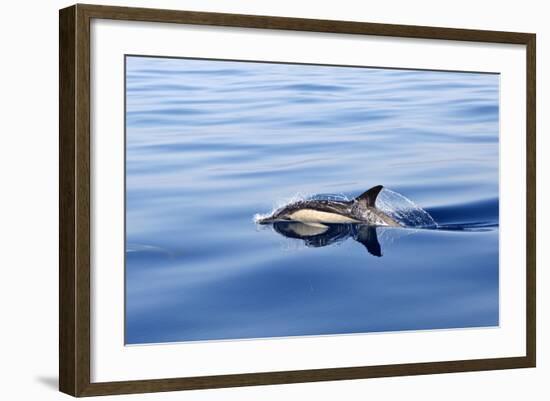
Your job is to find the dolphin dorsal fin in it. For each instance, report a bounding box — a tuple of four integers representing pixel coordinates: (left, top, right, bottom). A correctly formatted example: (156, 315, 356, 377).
(355, 185, 383, 207)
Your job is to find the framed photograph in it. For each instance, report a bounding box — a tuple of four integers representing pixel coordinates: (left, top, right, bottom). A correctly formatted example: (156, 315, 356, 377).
(59, 4, 536, 397)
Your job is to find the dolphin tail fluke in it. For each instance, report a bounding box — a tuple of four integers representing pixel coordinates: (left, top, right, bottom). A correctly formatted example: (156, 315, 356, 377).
(355, 185, 383, 207)
(354, 226, 382, 257)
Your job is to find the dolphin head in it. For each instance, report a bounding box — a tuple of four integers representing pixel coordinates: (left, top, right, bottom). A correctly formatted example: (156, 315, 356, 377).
(256, 206, 293, 224)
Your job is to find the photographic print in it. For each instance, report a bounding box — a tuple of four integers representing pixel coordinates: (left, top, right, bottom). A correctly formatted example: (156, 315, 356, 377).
(125, 55, 499, 345)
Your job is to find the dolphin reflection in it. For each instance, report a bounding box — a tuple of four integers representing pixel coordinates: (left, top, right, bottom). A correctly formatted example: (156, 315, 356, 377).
(271, 222, 383, 257)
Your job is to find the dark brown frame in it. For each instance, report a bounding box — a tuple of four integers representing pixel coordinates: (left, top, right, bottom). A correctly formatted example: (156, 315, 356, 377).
(59, 3, 536, 397)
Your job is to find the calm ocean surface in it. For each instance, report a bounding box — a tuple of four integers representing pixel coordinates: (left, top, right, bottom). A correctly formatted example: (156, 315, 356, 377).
(125, 56, 499, 344)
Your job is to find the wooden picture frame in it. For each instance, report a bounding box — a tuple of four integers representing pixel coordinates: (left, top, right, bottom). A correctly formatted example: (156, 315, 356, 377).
(59, 3, 536, 397)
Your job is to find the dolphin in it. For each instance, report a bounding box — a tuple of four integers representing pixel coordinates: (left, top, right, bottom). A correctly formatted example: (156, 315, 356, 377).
(257, 185, 400, 227)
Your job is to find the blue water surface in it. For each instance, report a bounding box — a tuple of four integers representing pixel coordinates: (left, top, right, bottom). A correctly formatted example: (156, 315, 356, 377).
(125, 56, 499, 344)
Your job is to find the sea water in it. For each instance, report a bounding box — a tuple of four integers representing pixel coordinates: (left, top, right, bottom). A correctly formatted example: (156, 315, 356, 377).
(125, 56, 499, 344)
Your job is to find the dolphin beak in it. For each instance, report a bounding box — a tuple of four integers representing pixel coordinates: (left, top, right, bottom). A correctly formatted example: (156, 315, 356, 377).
(258, 216, 291, 224)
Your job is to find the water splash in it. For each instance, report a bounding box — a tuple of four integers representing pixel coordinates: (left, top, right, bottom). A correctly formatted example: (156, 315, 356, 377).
(253, 212, 272, 224)
(376, 189, 438, 228)
(308, 193, 350, 202)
